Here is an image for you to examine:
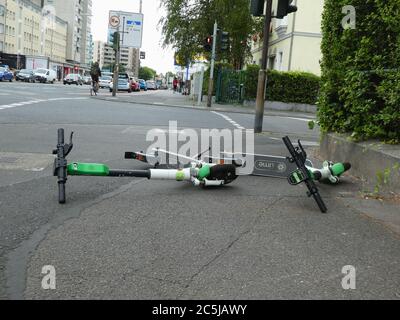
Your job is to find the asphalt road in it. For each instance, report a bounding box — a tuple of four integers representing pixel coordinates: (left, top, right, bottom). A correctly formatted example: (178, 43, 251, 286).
(0, 81, 399, 300)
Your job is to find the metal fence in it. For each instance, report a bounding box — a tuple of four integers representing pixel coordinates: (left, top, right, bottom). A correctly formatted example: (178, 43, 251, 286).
(216, 69, 247, 104)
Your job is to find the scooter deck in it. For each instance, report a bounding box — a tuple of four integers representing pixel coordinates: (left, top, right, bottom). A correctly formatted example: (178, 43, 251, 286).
(125, 151, 313, 179)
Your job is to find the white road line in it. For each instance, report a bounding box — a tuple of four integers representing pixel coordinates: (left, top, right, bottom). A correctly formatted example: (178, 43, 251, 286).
(0, 97, 88, 111)
(211, 111, 246, 130)
(276, 116, 315, 122)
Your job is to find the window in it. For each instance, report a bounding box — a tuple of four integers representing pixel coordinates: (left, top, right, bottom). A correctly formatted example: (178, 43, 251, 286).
(268, 56, 275, 70)
(278, 52, 284, 71)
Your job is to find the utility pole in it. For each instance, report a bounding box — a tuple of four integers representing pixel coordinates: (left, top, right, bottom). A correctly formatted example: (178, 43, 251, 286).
(207, 21, 218, 108)
(112, 31, 120, 97)
(139, 0, 142, 13)
(254, 0, 273, 133)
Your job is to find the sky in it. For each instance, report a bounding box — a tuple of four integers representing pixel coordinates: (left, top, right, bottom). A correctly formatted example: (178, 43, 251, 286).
(91, 0, 176, 75)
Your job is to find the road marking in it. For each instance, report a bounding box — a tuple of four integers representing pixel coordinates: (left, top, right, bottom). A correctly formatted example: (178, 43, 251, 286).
(268, 136, 319, 146)
(0, 97, 89, 111)
(211, 111, 246, 130)
(275, 116, 315, 122)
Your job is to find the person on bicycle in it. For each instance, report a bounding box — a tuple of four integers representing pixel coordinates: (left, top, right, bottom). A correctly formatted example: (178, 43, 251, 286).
(90, 61, 102, 90)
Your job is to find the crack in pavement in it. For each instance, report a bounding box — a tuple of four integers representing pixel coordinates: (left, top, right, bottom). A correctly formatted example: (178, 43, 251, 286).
(179, 197, 283, 299)
(5, 178, 148, 299)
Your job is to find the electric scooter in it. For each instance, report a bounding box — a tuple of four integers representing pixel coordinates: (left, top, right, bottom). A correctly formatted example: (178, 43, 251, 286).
(53, 129, 351, 213)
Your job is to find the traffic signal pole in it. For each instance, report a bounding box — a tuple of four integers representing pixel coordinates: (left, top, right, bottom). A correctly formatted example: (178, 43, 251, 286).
(254, 0, 273, 133)
(112, 17, 125, 97)
(112, 47, 120, 97)
(207, 21, 218, 108)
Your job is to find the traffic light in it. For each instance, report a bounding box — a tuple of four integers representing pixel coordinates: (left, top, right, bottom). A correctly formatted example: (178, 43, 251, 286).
(250, 0, 265, 17)
(203, 36, 213, 52)
(218, 30, 230, 52)
(111, 31, 120, 51)
(276, 0, 298, 19)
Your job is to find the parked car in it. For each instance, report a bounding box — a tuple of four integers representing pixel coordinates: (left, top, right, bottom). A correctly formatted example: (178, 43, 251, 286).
(118, 72, 130, 80)
(99, 76, 112, 88)
(64, 74, 83, 85)
(156, 80, 163, 90)
(109, 78, 132, 93)
(82, 76, 92, 85)
(138, 79, 148, 91)
(0, 66, 14, 82)
(33, 68, 57, 83)
(146, 80, 157, 90)
(130, 77, 140, 91)
(16, 69, 36, 82)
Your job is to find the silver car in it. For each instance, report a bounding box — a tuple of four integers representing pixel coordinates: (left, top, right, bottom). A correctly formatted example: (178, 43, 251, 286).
(146, 80, 157, 90)
(99, 76, 112, 88)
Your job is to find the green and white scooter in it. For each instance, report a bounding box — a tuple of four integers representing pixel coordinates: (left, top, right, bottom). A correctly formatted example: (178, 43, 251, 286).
(53, 129, 350, 213)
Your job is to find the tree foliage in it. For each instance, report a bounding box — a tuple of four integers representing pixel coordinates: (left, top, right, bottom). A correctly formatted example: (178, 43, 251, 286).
(318, 0, 400, 142)
(159, 0, 263, 69)
(139, 66, 157, 80)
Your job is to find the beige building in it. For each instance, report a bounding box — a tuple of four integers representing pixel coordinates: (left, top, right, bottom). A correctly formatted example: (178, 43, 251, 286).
(93, 40, 140, 77)
(0, 0, 67, 68)
(251, 0, 323, 75)
(43, 0, 93, 66)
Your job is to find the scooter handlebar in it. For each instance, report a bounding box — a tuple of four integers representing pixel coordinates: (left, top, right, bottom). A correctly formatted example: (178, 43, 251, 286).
(283, 136, 327, 213)
(53, 128, 73, 204)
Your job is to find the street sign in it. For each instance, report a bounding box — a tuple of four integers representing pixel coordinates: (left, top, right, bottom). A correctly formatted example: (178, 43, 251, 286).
(140, 51, 146, 59)
(108, 11, 144, 49)
(109, 15, 121, 28)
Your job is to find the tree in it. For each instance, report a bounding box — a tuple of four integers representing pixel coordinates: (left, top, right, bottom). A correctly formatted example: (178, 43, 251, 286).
(318, 0, 400, 142)
(139, 66, 157, 80)
(159, 0, 262, 69)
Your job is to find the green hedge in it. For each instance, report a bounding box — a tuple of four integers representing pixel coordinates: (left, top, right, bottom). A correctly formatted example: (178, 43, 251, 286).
(318, 0, 400, 142)
(243, 65, 320, 104)
(265, 70, 320, 105)
(203, 63, 320, 104)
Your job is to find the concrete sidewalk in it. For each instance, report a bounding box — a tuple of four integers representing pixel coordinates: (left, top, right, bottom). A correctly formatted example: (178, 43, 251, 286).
(94, 89, 317, 120)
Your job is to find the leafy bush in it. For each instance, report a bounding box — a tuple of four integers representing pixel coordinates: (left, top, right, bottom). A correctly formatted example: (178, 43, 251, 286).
(242, 65, 320, 104)
(265, 70, 320, 105)
(243, 64, 260, 100)
(318, 0, 400, 142)
(202, 62, 234, 96)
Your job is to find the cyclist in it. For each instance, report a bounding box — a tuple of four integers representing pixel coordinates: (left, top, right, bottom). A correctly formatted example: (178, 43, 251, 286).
(90, 61, 102, 95)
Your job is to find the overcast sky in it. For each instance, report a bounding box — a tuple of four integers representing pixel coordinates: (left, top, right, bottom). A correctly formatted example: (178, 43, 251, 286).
(91, 0, 175, 75)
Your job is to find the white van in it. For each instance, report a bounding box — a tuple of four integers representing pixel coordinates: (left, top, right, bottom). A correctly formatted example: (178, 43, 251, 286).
(33, 68, 57, 83)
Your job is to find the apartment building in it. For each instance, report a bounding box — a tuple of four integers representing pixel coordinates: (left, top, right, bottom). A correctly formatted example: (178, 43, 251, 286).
(94, 40, 140, 77)
(0, 0, 67, 72)
(251, 0, 324, 75)
(44, 0, 92, 67)
(80, 0, 93, 66)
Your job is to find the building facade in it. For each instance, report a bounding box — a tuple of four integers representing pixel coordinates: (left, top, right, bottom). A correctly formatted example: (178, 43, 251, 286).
(94, 40, 140, 77)
(251, 0, 324, 75)
(43, 0, 92, 68)
(0, 0, 67, 72)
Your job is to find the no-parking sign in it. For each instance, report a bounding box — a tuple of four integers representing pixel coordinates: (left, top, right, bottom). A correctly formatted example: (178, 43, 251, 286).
(108, 11, 143, 49)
